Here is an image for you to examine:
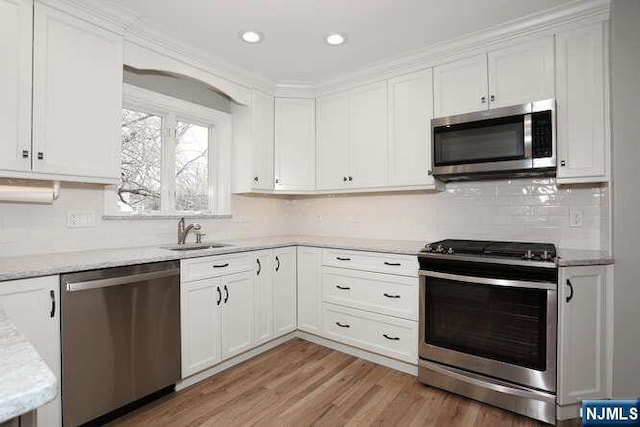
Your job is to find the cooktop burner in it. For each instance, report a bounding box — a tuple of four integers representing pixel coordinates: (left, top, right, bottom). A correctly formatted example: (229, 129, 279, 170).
(421, 239, 556, 262)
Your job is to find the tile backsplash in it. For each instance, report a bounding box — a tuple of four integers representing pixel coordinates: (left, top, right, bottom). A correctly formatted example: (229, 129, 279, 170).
(284, 178, 609, 250)
(0, 178, 609, 258)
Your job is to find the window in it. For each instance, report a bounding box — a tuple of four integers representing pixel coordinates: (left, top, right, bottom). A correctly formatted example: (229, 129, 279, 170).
(107, 84, 232, 217)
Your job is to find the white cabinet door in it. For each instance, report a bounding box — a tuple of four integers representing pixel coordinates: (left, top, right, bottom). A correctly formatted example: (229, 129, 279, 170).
(0, 0, 32, 173)
(558, 266, 611, 405)
(349, 81, 388, 189)
(556, 23, 608, 183)
(180, 277, 221, 377)
(32, 4, 122, 182)
(273, 247, 297, 336)
(251, 89, 275, 190)
(274, 98, 316, 191)
(434, 54, 488, 117)
(297, 246, 322, 334)
(316, 93, 350, 190)
(220, 271, 255, 359)
(0, 276, 61, 427)
(488, 36, 555, 109)
(388, 69, 436, 186)
(254, 250, 274, 345)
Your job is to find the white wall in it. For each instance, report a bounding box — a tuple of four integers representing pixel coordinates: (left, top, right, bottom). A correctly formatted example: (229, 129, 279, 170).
(0, 182, 289, 256)
(285, 178, 608, 250)
(611, 0, 640, 398)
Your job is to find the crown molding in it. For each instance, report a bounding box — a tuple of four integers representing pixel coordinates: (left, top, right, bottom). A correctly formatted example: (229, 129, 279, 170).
(35, 0, 139, 34)
(314, 0, 611, 95)
(274, 83, 317, 98)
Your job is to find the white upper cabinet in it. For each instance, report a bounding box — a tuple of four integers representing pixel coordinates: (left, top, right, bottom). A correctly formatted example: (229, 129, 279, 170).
(388, 69, 436, 186)
(434, 36, 554, 117)
(274, 98, 316, 191)
(32, 3, 123, 182)
(556, 22, 609, 184)
(251, 89, 275, 190)
(348, 81, 389, 189)
(0, 0, 32, 173)
(558, 266, 611, 406)
(316, 92, 350, 190)
(487, 36, 555, 109)
(434, 54, 488, 117)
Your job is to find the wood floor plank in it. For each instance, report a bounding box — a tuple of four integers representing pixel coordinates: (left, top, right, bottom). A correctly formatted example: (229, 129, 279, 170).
(110, 339, 554, 427)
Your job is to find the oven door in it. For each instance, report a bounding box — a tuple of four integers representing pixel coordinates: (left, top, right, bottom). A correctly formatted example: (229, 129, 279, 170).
(419, 270, 556, 392)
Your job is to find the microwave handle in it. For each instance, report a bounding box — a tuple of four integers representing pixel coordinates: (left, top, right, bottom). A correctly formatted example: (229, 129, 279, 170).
(523, 113, 533, 160)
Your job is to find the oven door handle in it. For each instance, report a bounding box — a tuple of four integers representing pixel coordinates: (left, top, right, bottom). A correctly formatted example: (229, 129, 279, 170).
(419, 270, 556, 290)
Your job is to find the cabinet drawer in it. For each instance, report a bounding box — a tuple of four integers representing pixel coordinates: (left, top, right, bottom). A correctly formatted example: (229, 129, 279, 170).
(323, 267, 418, 321)
(322, 303, 418, 364)
(322, 249, 418, 277)
(181, 253, 254, 282)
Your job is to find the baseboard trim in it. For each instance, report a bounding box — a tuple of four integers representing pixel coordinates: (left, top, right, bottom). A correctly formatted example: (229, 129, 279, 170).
(175, 332, 297, 391)
(295, 331, 418, 376)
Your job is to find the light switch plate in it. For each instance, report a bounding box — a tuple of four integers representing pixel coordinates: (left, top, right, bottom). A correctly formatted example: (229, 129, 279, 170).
(67, 210, 96, 228)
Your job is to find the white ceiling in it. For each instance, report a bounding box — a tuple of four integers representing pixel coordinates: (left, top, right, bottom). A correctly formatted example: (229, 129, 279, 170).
(109, 0, 576, 84)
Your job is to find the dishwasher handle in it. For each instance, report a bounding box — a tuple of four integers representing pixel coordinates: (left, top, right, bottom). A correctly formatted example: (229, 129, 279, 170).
(65, 269, 180, 292)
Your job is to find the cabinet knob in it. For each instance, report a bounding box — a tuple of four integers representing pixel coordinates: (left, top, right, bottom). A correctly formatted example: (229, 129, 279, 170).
(254, 176, 259, 182)
(427, 170, 433, 176)
(275, 178, 280, 184)
(22, 149, 29, 159)
(490, 94, 496, 102)
(348, 176, 353, 182)
(343, 176, 348, 182)
(481, 96, 486, 104)
(560, 160, 566, 167)
(37, 152, 44, 160)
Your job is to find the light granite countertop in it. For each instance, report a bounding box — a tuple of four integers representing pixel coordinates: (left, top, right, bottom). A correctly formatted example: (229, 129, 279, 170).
(557, 248, 614, 267)
(0, 235, 425, 282)
(0, 235, 613, 282)
(0, 306, 57, 423)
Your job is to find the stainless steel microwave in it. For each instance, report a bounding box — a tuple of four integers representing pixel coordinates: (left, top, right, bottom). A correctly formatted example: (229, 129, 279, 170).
(431, 99, 556, 181)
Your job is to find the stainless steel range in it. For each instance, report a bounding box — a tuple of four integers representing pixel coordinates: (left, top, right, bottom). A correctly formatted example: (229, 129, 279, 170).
(418, 239, 558, 424)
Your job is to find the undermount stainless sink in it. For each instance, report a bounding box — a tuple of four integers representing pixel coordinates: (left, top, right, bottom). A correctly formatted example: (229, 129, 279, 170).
(161, 243, 230, 251)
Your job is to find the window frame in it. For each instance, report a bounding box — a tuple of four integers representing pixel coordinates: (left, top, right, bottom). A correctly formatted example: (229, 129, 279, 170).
(105, 84, 232, 217)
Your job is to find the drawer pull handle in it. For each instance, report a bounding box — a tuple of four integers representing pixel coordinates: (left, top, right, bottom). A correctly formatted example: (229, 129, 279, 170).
(256, 259, 261, 275)
(384, 262, 401, 266)
(383, 293, 401, 299)
(336, 285, 350, 290)
(336, 257, 351, 261)
(224, 285, 229, 303)
(216, 286, 222, 306)
(336, 322, 350, 328)
(213, 263, 230, 268)
(383, 334, 400, 341)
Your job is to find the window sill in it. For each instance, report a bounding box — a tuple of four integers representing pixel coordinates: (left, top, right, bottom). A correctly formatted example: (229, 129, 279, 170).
(102, 213, 232, 221)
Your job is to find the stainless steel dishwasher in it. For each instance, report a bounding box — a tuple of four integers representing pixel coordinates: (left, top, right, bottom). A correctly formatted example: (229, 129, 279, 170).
(60, 261, 180, 426)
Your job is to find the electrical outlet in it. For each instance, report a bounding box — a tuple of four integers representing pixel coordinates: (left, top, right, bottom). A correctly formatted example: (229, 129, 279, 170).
(569, 209, 583, 228)
(67, 210, 96, 228)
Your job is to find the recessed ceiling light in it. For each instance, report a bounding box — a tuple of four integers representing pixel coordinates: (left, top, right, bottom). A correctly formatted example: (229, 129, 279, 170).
(240, 30, 263, 44)
(325, 33, 347, 46)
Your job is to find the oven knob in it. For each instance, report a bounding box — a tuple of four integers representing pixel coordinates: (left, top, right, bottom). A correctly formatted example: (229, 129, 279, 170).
(524, 250, 534, 260)
(436, 244, 444, 253)
(447, 247, 454, 255)
(425, 244, 433, 252)
(541, 250, 551, 261)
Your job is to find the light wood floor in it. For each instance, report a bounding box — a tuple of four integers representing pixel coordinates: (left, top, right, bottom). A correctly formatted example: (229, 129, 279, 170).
(110, 338, 570, 427)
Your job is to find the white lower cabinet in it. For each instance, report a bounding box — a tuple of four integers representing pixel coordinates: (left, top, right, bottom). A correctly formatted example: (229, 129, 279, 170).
(297, 246, 323, 334)
(322, 303, 418, 363)
(557, 265, 612, 406)
(180, 277, 222, 377)
(220, 271, 255, 359)
(180, 256, 255, 378)
(254, 250, 274, 345)
(273, 247, 297, 336)
(0, 276, 61, 427)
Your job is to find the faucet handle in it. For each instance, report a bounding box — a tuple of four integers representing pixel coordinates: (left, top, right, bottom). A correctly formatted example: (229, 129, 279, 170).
(193, 223, 202, 231)
(196, 232, 206, 244)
